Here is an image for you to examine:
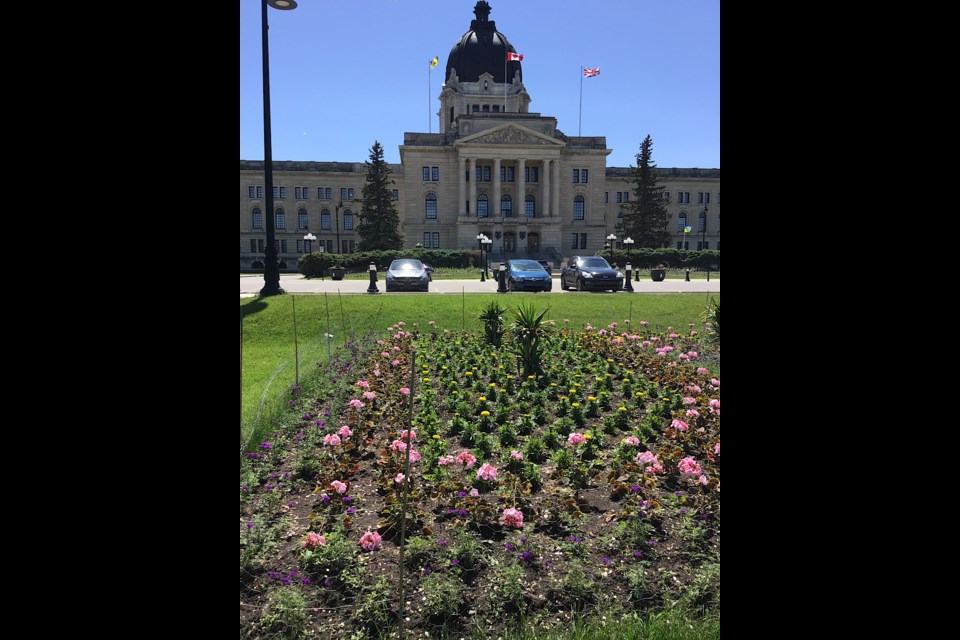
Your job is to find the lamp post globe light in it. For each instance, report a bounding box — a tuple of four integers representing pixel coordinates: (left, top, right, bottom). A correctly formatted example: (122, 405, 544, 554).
(606, 233, 617, 263)
(259, 0, 298, 297)
(303, 232, 316, 255)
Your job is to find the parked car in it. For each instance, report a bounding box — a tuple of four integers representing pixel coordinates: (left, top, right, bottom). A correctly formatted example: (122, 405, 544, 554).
(560, 256, 624, 292)
(536, 260, 553, 274)
(506, 259, 553, 292)
(385, 258, 430, 292)
(421, 263, 434, 281)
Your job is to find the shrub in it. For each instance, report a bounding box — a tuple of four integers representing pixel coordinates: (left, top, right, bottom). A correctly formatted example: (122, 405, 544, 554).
(260, 586, 308, 640)
(298, 251, 334, 278)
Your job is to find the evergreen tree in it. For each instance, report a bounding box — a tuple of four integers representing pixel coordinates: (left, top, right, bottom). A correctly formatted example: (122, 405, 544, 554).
(357, 141, 403, 251)
(620, 135, 671, 248)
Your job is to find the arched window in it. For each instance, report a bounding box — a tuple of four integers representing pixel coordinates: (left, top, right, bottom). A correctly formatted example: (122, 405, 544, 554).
(698, 210, 706, 233)
(573, 196, 584, 221)
(501, 195, 512, 217)
(275, 208, 285, 229)
(252, 208, 263, 230)
(678, 213, 687, 233)
(477, 194, 488, 218)
(425, 194, 437, 219)
(344, 210, 354, 230)
(321, 209, 331, 230)
(298, 208, 308, 230)
(525, 195, 535, 218)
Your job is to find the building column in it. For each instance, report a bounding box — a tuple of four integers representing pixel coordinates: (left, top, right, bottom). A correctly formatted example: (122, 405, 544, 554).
(517, 158, 525, 217)
(552, 156, 561, 217)
(459, 157, 466, 217)
(543, 159, 551, 218)
(493, 158, 501, 218)
(469, 158, 477, 218)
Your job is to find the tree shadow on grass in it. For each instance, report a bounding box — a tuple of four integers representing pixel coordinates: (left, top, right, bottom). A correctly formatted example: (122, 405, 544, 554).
(240, 297, 268, 319)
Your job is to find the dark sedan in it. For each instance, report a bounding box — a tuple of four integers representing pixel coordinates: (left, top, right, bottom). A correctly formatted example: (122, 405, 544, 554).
(505, 259, 553, 292)
(560, 256, 624, 292)
(385, 258, 430, 292)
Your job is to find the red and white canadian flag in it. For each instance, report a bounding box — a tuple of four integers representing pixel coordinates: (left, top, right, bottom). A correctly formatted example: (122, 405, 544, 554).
(507, 52, 524, 61)
(583, 67, 600, 77)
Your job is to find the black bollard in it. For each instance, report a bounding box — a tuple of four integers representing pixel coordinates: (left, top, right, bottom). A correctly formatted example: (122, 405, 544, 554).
(367, 262, 379, 294)
(634, 267, 640, 282)
(497, 263, 508, 293)
(481, 266, 486, 282)
(685, 268, 690, 282)
(707, 270, 710, 282)
(624, 264, 634, 292)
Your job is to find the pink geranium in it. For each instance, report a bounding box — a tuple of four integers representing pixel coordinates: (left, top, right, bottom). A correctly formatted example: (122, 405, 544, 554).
(395, 473, 405, 484)
(302, 532, 326, 549)
(349, 399, 364, 409)
(697, 367, 710, 375)
(709, 399, 720, 415)
(678, 457, 702, 477)
(330, 480, 348, 494)
(685, 409, 700, 418)
(469, 488, 479, 497)
(400, 387, 411, 396)
(714, 441, 720, 455)
(323, 434, 341, 447)
(391, 359, 401, 366)
(359, 530, 382, 551)
(500, 508, 524, 529)
(438, 455, 455, 466)
(400, 429, 417, 441)
(477, 463, 498, 481)
(363, 391, 377, 401)
(408, 449, 421, 463)
(338, 426, 353, 439)
(356, 380, 370, 389)
(568, 433, 586, 445)
(456, 451, 477, 469)
(682, 397, 696, 405)
(622, 436, 640, 447)
(510, 450, 524, 461)
(635, 451, 664, 474)
(671, 419, 689, 432)
(640, 320, 649, 326)
(710, 378, 720, 388)
(390, 440, 408, 452)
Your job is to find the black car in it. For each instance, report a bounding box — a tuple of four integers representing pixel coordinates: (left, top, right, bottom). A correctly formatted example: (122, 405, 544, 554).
(560, 256, 624, 292)
(385, 258, 430, 292)
(506, 259, 553, 292)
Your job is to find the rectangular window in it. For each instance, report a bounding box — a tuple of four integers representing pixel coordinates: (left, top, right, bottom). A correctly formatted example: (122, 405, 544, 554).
(466, 200, 470, 214)
(317, 187, 325, 199)
(572, 169, 580, 183)
(248, 186, 256, 198)
(571, 233, 579, 249)
(573, 199, 584, 220)
(341, 188, 347, 201)
(425, 197, 437, 219)
(662, 192, 670, 202)
(280, 240, 288, 253)
(346, 240, 356, 254)
(348, 188, 355, 200)
(257, 239, 265, 253)
(423, 167, 430, 181)
(423, 232, 431, 248)
(250, 239, 256, 252)
(616, 192, 622, 204)
(252, 211, 263, 229)
(579, 234, 587, 250)
(344, 214, 353, 230)
(482, 105, 489, 112)
(483, 166, 491, 182)
(678, 192, 690, 204)
(432, 167, 439, 181)
(325, 187, 332, 200)
(432, 232, 439, 248)
(392, 189, 399, 200)
(532, 166, 538, 182)
(476, 166, 482, 182)
(582, 169, 588, 183)
(604, 192, 608, 204)
(298, 211, 308, 229)
(492, 105, 500, 112)
(321, 212, 331, 230)
(501, 166, 506, 182)
(507, 167, 515, 182)
(297, 240, 304, 253)
(698, 216, 706, 233)
(472, 104, 479, 112)
(677, 241, 683, 250)
(623, 192, 629, 202)
(295, 187, 302, 199)
(275, 211, 285, 229)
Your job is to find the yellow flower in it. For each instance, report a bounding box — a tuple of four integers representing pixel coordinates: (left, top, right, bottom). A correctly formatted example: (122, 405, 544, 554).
(528, 375, 536, 380)
(455, 341, 461, 346)
(605, 373, 612, 378)
(423, 378, 431, 382)
(583, 432, 592, 440)
(498, 365, 504, 370)
(478, 396, 487, 402)
(442, 366, 448, 370)
(595, 378, 604, 383)
(480, 410, 491, 417)
(432, 434, 441, 440)
(465, 371, 473, 377)
(623, 378, 631, 384)
(618, 406, 627, 412)
(572, 402, 580, 408)
(569, 389, 577, 394)
(588, 396, 597, 402)
(450, 381, 458, 385)
(636, 392, 646, 398)
(607, 358, 614, 363)
(489, 383, 497, 388)
(452, 391, 458, 395)
(550, 383, 558, 387)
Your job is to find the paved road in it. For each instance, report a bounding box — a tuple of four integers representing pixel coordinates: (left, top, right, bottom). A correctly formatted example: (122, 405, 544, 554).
(241, 274, 719, 295)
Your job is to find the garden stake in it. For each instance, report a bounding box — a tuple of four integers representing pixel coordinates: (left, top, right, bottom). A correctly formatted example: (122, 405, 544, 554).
(338, 290, 347, 345)
(324, 292, 332, 360)
(292, 296, 299, 386)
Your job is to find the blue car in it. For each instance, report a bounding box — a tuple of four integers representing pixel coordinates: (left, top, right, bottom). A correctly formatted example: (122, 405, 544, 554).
(505, 259, 553, 292)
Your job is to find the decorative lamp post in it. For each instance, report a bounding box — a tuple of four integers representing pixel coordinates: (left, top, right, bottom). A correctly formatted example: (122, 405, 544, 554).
(622, 236, 635, 282)
(258, 0, 298, 297)
(303, 232, 316, 255)
(606, 233, 617, 264)
(482, 235, 492, 279)
(477, 233, 486, 282)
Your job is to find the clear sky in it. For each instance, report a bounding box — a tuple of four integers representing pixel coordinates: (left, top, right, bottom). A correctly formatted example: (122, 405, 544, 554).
(240, 0, 719, 169)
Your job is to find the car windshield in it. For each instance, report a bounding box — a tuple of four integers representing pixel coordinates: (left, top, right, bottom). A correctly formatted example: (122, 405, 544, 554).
(511, 260, 544, 272)
(390, 259, 423, 271)
(579, 258, 610, 268)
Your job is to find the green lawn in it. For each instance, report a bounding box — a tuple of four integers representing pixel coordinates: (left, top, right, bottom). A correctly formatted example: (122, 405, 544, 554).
(240, 293, 717, 450)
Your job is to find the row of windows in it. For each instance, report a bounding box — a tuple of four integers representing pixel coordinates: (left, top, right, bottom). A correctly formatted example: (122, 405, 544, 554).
(251, 208, 355, 231)
(471, 104, 502, 113)
(247, 238, 360, 254)
(469, 166, 541, 183)
(248, 186, 371, 201)
(422, 232, 441, 248)
(470, 194, 538, 218)
(676, 242, 716, 250)
(572, 169, 589, 183)
(422, 166, 440, 181)
(676, 192, 715, 205)
(677, 212, 721, 233)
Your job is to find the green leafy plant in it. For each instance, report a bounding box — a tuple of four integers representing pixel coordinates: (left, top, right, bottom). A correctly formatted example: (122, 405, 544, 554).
(512, 303, 550, 378)
(260, 586, 308, 640)
(704, 298, 720, 343)
(479, 302, 507, 347)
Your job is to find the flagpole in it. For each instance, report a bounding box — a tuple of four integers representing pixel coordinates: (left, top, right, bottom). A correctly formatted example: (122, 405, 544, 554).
(428, 60, 432, 134)
(504, 56, 508, 112)
(579, 66, 583, 136)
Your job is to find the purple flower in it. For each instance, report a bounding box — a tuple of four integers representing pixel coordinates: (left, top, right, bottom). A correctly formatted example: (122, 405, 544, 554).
(321, 495, 331, 504)
(289, 571, 298, 578)
(569, 535, 581, 543)
(301, 577, 310, 585)
(346, 507, 356, 515)
(323, 578, 334, 588)
(269, 473, 278, 479)
(633, 551, 643, 558)
(518, 551, 533, 563)
(260, 442, 272, 450)
(631, 485, 641, 492)
(246, 522, 255, 528)
(451, 558, 460, 565)
(280, 577, 291, 585)
(602, 557, 610, 564)
(287, 503, 296, 508)
(342, 497, 352, 503)
(504, 543, 514, 551)
(679, 509, 688, 515)
(268, 572, 279, 580)
(241, 485, 249, 490)
(422, 567, 432, 576)
(438, 540, 448, 547)
(458, 491, 467, 498)
(520, 537, 527, 543)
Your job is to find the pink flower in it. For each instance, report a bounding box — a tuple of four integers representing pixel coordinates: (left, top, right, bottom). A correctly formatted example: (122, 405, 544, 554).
(709, 398, 720, 415)
(671, 419, 688, 432)
(568, 432, 586, 445)
(395, 473, 405, 484)
(349, 399, 364, 409)
(598, 329, 608, 337)
(408, 449, 422, 462)
(687, 351, 698, 358)
(510, 450, 524, 461)
(338, 426, 353, 439)
(608, 322, 618, 329)
(302, 532, 326, 549)
(359, 530, 382, 551)
(323, 434, 341, 447)
(381, 351, 390, 358)
(429, 321, 436, 326)
(356, 380, 370, 389)
(685, 409, 700, 418)
(390, 440, 408, 452)
(682, 397, 696, 405)
(710, 378, 720, 388)
(456, 451, 477, 469)
(392, 346, 401, 352)
(679, 353, 690, 361)
(400, 387, 411, 396)
(400, 429, 417, 441)
(398, 321, 405, 326)
(699, 475, 708, 485)
(330, 480, 348, 494)
(391, 359, 401, 366)
(363, 391, 377, 401)
(622, 436, 640, 446)
(640, 320, 649, 326)
(678, 457, 702, 477)
(438, 455, 455, 466)
(636, 451, 664, 474)
(714, 441, 720, 455)
(477, 463, 498, 481)
(469, 488, 479, 497)
(697, 367, 710, 375)
(686, 384, 702, 394)
(500, 508, 524, 529)
(669, 332, 680, 338)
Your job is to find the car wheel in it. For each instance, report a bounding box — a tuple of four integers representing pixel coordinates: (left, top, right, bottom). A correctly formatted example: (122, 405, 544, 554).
(561, 275, 569, 290)
(577, 278, 585, 292)
(507, 278, 514, 292)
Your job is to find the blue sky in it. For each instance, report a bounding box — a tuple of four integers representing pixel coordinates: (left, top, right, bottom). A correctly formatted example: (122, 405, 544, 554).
(240, 0, 719, 169)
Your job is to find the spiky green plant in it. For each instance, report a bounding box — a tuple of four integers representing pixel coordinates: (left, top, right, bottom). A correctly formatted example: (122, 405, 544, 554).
(479, 301, 507, 347)
(511, 303, 550, 378)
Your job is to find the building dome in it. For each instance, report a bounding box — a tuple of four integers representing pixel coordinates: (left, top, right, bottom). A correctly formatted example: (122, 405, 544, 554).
(445, 1, 522, 84)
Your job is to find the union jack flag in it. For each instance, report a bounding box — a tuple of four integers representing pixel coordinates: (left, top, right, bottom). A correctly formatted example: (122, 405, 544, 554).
(583, 67, 600, 77)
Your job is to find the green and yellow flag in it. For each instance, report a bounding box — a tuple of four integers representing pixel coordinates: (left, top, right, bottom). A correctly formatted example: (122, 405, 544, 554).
(430, 56, 439, 70)
(684, 226, 692, 233)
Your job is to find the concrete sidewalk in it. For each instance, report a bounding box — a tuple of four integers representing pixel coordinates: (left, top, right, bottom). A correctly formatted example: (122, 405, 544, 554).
(241, 274, 719, 295)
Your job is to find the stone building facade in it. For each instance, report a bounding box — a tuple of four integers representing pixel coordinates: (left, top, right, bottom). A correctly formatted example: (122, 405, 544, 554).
(239, 2, 719, 270)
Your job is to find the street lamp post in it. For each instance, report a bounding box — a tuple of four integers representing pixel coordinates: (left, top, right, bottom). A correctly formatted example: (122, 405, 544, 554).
(606, 233, 617, 264)
(622, 237, 634, 289)
(482, 236, 492, 279)
(303, 232, 316, 255)
(477, 233, 486, 282)
(259, 0, 297, 297)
